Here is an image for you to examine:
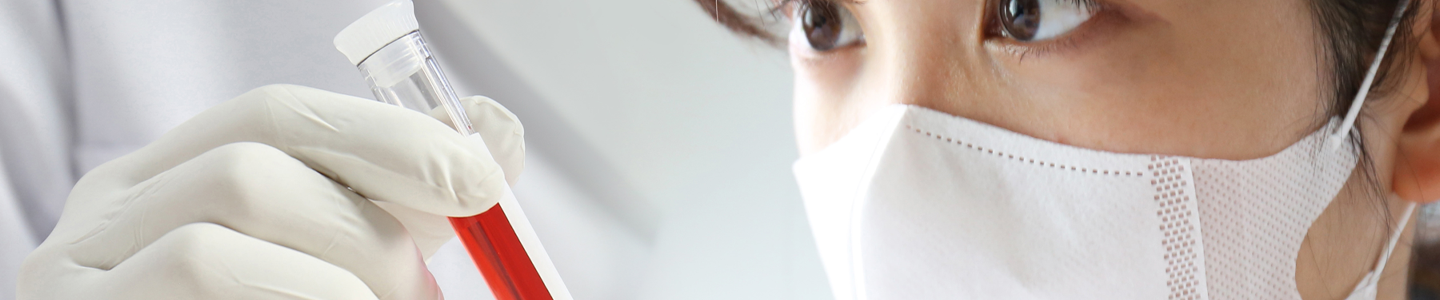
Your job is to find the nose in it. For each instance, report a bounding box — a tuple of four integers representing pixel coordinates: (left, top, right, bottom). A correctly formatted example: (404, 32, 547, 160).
(861, 2, 996, 125)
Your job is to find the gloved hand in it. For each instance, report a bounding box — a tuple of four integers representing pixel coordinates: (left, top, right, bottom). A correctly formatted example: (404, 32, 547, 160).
(17, 84, 526, 300)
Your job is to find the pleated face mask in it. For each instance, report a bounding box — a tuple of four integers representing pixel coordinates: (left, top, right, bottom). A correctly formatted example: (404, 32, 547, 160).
(790, 2, 1415, 299)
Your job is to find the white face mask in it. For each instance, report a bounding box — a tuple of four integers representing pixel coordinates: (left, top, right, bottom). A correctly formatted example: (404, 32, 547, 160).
(793, 105, 1413, 300)
(791, 2, 1415, 299)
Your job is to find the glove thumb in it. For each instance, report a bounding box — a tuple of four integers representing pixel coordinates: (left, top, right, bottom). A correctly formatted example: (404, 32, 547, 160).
(431, 95, 526, 186)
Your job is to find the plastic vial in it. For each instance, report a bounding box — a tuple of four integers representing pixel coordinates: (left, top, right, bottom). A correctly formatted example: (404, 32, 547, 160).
(333, 2, 571, 299)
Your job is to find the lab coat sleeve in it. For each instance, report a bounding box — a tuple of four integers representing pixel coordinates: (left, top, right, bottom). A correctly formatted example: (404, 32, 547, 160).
(0, 0, 74, 299)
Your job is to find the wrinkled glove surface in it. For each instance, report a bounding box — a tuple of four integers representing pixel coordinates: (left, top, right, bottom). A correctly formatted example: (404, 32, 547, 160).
(18, 84, 525, 300)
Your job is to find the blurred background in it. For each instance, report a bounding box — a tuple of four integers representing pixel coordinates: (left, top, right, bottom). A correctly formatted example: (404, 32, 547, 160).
(0, 0, 831, 299)
(411, 0, 832, 299)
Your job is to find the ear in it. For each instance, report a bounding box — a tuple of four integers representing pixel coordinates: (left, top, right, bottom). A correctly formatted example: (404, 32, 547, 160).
(1394, 3, 1440, 203)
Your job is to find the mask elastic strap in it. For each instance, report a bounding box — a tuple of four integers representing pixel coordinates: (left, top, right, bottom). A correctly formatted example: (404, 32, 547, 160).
(1344, 201, 1417, 300)
(1374, 201, 1417, 275)
(1328, 0, 1412, 150)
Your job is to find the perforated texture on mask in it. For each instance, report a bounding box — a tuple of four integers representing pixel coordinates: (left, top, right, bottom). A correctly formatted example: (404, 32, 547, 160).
(1189, 135, 1356, 300)
(1151, 157, 1204, 300)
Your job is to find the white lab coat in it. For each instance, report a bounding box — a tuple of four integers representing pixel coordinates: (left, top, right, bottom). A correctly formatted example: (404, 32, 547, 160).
(0, 1, 488, 299)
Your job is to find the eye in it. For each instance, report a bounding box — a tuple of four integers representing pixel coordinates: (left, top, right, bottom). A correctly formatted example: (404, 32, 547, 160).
(794, 0, 863, 51)
(996, 0, 1097, 42)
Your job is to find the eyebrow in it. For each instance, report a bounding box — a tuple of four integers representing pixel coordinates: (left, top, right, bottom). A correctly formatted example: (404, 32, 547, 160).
(695, 0, 864, 46)
(695, 0, 786, 46)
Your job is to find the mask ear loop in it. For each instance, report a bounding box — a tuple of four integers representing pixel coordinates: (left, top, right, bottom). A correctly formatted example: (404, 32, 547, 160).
(1343, 201, 1417, 300)
(1328, 0, 1413, 150)
(1327, 4, 1418, 297)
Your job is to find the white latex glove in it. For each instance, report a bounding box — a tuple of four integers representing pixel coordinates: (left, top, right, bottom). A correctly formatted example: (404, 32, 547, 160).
(17, 84, 526, 300)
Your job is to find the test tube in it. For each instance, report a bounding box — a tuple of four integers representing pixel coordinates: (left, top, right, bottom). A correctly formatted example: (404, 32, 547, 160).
(333, 2, 571, 299)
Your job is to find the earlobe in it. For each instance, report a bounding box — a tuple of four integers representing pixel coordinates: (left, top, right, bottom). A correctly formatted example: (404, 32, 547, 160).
(1393, 4, 1440, 203)
(1395, 92, 1440, 202)
(1393, 53, 1440, 202)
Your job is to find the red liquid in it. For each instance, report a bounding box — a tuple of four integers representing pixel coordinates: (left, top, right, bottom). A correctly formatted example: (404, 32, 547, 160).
(450, 205, 552, 300)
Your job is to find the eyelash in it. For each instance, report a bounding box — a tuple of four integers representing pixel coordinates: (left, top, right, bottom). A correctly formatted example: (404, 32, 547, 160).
(774, 0, 1107, 59)
(985, 0, 1100, 38)
(773, 0, 834, 20)
(985, 0, 1108, 60)
(997, 35, 1083, 61)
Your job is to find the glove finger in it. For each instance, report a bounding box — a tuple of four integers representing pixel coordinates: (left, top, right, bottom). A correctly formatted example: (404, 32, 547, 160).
(429, 96, 525, 185)
(53, 143, 440, 300)
(24, 223, 379, 300)
(399, 96, 525, 257)
(373, 200, 454, 259)
(80, 84, 506, 219)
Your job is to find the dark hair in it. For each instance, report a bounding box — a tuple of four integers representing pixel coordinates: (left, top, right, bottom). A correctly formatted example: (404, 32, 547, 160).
(1311, 4, 1421, 280)
(1315, 0, 1418, 122)
(1308, 0, 1425, 290)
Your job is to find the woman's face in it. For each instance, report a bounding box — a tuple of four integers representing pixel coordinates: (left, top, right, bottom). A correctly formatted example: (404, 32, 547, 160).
(787, 0, 1440, 298)
(790, 0, 1324, 159)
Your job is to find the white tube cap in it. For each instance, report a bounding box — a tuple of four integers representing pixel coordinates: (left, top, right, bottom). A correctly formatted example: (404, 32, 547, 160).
(334, 0, 420, 66)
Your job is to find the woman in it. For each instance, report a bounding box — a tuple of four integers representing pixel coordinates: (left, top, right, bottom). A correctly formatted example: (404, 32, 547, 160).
(698, 0, 1440, 299)
(12, 0, 1438, 299)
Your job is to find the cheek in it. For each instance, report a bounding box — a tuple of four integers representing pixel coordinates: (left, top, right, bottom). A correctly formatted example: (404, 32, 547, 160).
(792, 75, 828, 156)
(791, 43, 869, 155)
(996, 2, 1323, 158)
